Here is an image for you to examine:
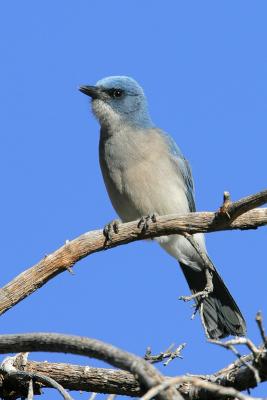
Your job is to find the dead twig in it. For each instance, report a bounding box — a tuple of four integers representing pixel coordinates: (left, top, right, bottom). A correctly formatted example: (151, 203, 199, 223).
(144, 343, 186, 366)
(256, 312, 267, 346)
(27, 379, 34, 400)
(141, 375, 264, 400)
(210, 337, 262, 385)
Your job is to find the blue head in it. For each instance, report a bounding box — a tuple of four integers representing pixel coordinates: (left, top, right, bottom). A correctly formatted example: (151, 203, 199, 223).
(79, 76, 153, 129)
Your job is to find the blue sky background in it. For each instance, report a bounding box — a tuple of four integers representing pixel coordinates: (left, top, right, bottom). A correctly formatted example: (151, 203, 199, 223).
(1, 1, 266, 399)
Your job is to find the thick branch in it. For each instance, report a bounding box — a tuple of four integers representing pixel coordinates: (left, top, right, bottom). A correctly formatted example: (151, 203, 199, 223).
(0, 190, 266, 317)
(1, 346, 267, 399)
(0, 316, 266, 399)
(0, 333, 179, 400)
(19, 361, 142, 397)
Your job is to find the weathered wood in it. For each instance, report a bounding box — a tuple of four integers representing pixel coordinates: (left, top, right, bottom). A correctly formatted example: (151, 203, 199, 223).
(26, 362, 141, 396)
(0, 333, 179, 400)
(0, 190, 266, 317)
(1, 348, 266, 399)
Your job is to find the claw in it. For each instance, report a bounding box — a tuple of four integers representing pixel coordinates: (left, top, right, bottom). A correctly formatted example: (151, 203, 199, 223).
(113, 220, 120, 234)
(103, 224, 112, 242)
(151, 213, 157, 223)
(103, 219, 120, 243)
(137, 213, 158, 233)
(137, 216, 148, 232)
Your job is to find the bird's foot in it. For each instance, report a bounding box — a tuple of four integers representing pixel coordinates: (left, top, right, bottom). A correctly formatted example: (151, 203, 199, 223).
(179, 269, 213, 305)
(103, 219, 120, 243)
(137, 213, 157, 233)
(179, 290, 209, 320)
(179, 289, 209, 303)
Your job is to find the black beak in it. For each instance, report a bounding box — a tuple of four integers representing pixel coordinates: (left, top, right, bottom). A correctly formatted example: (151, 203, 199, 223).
(79, 85, 101, 99)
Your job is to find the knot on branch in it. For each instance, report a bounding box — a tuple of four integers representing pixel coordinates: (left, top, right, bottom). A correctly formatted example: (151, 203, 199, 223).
(215, 191, 233, 220)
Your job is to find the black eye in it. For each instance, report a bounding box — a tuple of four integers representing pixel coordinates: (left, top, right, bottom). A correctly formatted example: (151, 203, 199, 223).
(111, 89, 123, 98)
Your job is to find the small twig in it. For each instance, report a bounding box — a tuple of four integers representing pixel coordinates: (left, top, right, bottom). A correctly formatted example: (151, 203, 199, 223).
(210, 338, 260, 360)
(141, 375, 263, 400)
(214, 352, 254, 377)
(164, 343, 186, 367)
(144, 343, 186, 366)
(256, 312, 267, 346)
(225, 189, 267, 219)
(210, 338, 261, 384)
(27, 379, 34, 400)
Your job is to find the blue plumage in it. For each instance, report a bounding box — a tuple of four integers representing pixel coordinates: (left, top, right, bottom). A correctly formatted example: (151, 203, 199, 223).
(161, 133, 196, 212)
(95, 76, 154, 128)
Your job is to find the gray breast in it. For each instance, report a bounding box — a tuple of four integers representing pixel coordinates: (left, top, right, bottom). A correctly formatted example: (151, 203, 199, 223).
(99, 127, 189, 222)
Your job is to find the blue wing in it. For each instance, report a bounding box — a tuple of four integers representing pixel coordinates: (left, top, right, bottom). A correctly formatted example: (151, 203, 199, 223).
(161, 132, 196, 212)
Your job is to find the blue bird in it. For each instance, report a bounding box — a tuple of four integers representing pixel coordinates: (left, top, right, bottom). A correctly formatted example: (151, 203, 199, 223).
(79, 76, 246, 339)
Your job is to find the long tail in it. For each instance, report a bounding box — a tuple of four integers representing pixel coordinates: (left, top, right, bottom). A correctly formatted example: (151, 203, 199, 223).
(180, 262, 246, 339)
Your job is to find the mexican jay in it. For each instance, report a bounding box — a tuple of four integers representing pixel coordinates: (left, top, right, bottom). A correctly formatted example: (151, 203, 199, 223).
(79, 76, 246, 339)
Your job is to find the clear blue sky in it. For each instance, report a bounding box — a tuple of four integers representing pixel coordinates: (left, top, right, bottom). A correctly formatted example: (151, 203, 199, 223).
(1, 1, 266, 399)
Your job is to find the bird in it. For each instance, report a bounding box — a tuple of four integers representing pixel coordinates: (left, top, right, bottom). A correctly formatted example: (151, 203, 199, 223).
(79, 75, 246, 339)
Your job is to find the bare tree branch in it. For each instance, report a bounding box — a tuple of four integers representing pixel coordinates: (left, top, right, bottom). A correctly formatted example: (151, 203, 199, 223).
(30, 362, 140, 396)
(141, 375, 263, 400)
(1, 353, 73, 400)
(0, 333, 180, 400)
(2, 370, 74, 400)
(0, 189, 266, 317)
(218, 189, 267, 220)
(2, 360, 142, 397)
(1, 329, 267, 399)
(210, 338, 262, 385)
(4, 356, 267, 399)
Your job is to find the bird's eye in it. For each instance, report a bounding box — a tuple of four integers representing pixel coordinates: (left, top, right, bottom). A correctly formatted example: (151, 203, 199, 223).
(111, 89, 123, 98)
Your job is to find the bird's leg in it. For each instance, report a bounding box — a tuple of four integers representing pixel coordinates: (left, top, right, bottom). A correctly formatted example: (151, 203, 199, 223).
(179, 232, 214, 306)
(137, 213, 157, 233)
(103, 219, 120, 242)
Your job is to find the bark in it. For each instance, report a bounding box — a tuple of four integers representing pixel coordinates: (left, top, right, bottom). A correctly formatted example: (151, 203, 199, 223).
(0, 190, 266, 317)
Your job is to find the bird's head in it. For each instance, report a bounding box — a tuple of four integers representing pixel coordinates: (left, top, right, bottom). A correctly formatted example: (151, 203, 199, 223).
(79, 76, 153, 129)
